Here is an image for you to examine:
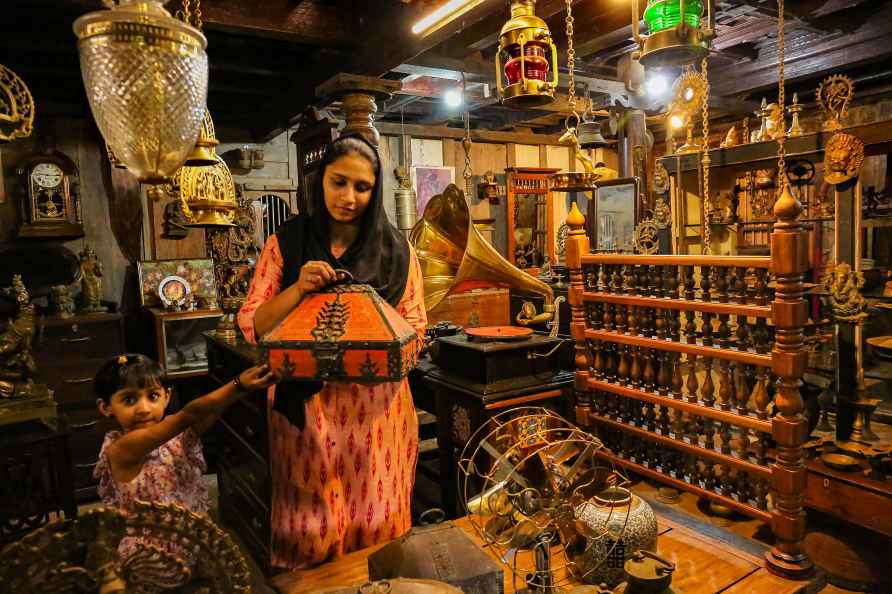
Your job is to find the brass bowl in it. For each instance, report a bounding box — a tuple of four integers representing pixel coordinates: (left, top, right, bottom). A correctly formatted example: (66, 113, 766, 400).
(836, 440, 871, 457)
(820, 452, 861, 472)
(867, 336, 892, 361)
(550, 172, 600, 192)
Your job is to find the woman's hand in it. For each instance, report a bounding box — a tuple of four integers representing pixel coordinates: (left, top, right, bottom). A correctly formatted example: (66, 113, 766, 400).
(296, 260, 339, 295)
(237, 364, 279, 392)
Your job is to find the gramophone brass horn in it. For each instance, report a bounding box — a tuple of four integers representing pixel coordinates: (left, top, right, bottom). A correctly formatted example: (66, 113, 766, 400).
(410, 184, 554, 319)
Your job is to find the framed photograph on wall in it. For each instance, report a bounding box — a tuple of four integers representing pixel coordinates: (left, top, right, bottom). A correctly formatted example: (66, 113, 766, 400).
(137, 258, 217, 308)
(587, 177, 639, 253)
(412, 166, 455, 217)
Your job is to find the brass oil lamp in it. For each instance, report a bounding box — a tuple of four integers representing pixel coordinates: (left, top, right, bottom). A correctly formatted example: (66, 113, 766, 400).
(632, 0, 715, 68)
(495, 1, 558, 108)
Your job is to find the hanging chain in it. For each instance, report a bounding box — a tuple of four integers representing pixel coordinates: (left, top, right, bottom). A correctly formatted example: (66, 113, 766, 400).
(192, 0, 203, 30)
(776, 0, 786, 190)
(565, 0, 576, 112)
(462, 73, 474, 199)
(176, 0, 191, 24)
(701, 57, 712, 254)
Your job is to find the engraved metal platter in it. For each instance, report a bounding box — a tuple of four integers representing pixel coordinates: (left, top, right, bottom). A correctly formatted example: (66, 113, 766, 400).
(550, 172, 600, 192)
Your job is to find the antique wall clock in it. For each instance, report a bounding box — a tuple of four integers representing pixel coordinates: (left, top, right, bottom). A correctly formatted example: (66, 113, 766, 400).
(17, 152, 84, 238)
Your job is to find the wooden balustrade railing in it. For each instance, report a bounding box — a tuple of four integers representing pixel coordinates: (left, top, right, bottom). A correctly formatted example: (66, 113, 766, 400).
(564, 196, 813, 579)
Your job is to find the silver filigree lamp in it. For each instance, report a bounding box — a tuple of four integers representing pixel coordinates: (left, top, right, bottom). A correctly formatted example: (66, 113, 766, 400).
(74, 0, 209, 184)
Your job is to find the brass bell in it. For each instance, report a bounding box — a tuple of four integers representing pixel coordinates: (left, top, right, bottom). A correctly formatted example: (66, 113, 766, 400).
(183, 110, 219, 167)
(578, 120, 608, 149)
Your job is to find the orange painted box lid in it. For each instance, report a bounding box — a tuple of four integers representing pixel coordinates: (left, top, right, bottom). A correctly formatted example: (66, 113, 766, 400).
(260, 283, 419, 383)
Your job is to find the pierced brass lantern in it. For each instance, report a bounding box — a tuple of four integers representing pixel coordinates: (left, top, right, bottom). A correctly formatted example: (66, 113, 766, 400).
(171, 154, 237, 227)
(184, 109, 219, 167)
(74, 0, 209, 184)
(0, 64, 35, 142)
(496, 1, 558, 108)
(632, 0, 715, 68)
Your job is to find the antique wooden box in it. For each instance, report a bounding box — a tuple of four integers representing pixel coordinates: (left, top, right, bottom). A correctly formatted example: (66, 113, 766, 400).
(434, 332, 564, 385)
(426, 288, 509, 327)
(261, 283, 419, 382)
(368, 521, 503, 594)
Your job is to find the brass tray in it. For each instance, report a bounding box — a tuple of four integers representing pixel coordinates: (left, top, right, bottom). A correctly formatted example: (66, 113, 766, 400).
(867, 335, 892, 361)
(820, 452, 861, 472)
(550, 172, 600, 192)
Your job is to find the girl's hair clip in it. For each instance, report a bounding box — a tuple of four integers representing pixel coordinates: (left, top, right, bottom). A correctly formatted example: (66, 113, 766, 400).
(117, 355, 128, 366)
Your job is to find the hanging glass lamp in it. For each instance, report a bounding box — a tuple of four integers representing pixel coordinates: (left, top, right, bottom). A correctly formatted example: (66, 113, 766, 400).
(74, 0, 209, 184)
(496, 1, 558, 108)
(633, 0, 714, 68)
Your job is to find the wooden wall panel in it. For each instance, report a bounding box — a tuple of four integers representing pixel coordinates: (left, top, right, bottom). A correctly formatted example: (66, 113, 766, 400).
(514, 144, 540, 168)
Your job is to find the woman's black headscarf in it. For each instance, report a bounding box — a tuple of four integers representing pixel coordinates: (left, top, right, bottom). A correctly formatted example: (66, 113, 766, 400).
(272, 134, 411, 427)
(276, 134, 410, 307)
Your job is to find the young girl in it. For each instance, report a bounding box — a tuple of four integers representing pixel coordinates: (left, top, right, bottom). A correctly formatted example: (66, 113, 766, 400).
(93, 353, 278, 564)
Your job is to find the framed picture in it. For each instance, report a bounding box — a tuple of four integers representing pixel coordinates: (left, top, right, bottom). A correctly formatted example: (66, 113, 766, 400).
(587, 177, 639, 253)
(137, 258, 217, 308)
(412, 165, 455, 217)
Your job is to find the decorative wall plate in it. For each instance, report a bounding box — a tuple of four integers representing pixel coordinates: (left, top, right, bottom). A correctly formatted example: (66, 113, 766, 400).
(158, 275, 191, 308)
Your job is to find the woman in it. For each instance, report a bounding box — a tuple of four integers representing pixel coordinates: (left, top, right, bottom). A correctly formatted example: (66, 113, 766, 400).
(237, 135, 427, 569)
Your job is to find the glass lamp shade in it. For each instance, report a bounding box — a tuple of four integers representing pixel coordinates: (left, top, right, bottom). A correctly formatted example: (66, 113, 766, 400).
(644, 0, 703, 33)
(504, 44, 550, 85)
(171, 154, 237, 227)
(74, 0, 209, 184)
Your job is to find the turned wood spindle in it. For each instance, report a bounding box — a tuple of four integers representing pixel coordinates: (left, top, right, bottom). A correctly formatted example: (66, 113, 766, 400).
(617, 344, 630, 384)
(735, 267, 748, 304)
(684, 265, 695, 299)
(592, 302, 603, 330)
(718, 314, 731, 348)
(701, 357, 716, 407)
(720, 422, 732, 454)
(735, 363, 750, 415)
(754, 268, 768, 306)
(623, 265, 635, 295)
(658, 350, 671, 396)
(702, 311, 714, 346)
(628, 306, 639, 335)
(685, 311, 697, 344)
(648, 265, 659, 297)
(673, 409, 686, 440)
(718, 359, 732, 411)
(615, 304, 627, 333)
(630, 346, 642, 387)
(754, 318, 770, 353)
(603, 303, 614, 331)
(686, 355, 699, 403)
(659, 405, 671, 435)
(716, 266, 729, 303)
(643, 348, 656, 391)
(735, 315, 751, 350)
(737, 426, 751, 462)
(704, 418, 716, 450)
(612, 265, 623, 293)
(655, 307, 667, 339)
(701, 265, 712, 301)
(671, 353, 684, 399)
(752, 365, 771, 419)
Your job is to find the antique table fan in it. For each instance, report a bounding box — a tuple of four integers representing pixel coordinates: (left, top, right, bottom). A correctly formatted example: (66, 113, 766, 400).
(458, 408, 637, 592)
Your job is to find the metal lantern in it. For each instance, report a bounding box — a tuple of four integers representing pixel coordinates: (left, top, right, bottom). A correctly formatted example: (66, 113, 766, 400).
(74, 0, 209, 184)
(0, 64, 35, 142)
(633, 0, 715, 68)
(170, 154, 237, 227)
(184, 109, 219, 167)
(477, 171, 500, 204)
(496, 1, 558, 108)
(578, 120, 609, 149)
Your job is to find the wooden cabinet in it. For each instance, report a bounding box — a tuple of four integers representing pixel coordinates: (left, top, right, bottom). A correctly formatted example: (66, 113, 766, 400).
(505, 167, 559, 274)
(34, 312, 124, 500)
(204, 332, 273, 573)
(147, 308, 222, 379)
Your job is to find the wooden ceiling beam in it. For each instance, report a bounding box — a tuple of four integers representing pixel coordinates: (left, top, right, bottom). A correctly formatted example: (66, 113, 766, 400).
(376, 122, 564, 144)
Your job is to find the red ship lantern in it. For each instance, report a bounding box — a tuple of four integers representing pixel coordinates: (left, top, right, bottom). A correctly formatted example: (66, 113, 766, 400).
(260, 273, 419, 383)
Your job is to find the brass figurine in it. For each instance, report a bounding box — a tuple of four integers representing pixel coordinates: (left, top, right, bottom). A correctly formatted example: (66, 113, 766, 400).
(824, 132, 865, 186)
(821, 262, 868, 323)
(0, 275, 37, 398)
(634, 217, 660, 254)
(720, 125, 739, 148)
(161, 198, 191, 239)
(788, 92, 803, 137)
(817, 74, 854, 132)
(50, 284, 76, 319)
(653, 161, 670, 194)
(79, 245, 107, 313)
(756, 98, 770, 142)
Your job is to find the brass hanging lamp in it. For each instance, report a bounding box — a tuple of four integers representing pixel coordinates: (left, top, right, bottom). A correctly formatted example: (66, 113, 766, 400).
(184, 109, 219, 167)
(496, 1, 559, 108)
(170, 154, 237, 227)
(0, 64, 35, 142)
(74, 0, 209, 184)
(632, 0, 715, 68)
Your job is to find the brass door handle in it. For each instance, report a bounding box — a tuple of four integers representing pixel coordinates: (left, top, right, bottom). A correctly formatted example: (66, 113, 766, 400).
(61, 336, 92, 343)
(64, 377, 93, 384)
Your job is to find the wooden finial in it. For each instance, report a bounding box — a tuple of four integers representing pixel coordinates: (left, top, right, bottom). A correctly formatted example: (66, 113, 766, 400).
(566, 200, 585, 231)
(773, 181, 803, 226)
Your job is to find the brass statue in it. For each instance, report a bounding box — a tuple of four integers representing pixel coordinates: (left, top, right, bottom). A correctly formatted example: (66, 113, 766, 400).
(634, 218, 660, 255)
(821, 262, 868, 322)
(653, 161, 669, 194)
(0, 275, 37, 398)
(161, 198, 190, 239)
(788, 92, 804, 137)
(79, 244, 107, 313)
(0, 501, 251, 593)
(824, 132, 865, 186)
(720, 125, 739, 148)
(50, 284, 76, 319)
(817, 74, 854, 132)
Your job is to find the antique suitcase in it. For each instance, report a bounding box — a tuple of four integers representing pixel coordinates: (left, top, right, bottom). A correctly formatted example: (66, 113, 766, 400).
(261, 282, 419, 382)
(368, 521, 504, 594)
(426, 288, 510, 328)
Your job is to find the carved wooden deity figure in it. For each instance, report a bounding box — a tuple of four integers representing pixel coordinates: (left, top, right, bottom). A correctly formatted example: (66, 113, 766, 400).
(0, 275, 37, 398)
(80, 245, 107, 313)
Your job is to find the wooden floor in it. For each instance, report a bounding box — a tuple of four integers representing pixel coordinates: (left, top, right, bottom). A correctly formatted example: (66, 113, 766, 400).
(269, 512, 826, 594)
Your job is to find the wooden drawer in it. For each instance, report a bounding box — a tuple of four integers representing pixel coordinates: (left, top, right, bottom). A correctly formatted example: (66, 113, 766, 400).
(40, 359, 108, 410)
(63, 409, 118, 501)
(218, 466, 271, 571)
(806, 467, 892, 538)
(218, 419, 269, 506)
(37, 318, 124, 360)
(221, 397, 267, 459)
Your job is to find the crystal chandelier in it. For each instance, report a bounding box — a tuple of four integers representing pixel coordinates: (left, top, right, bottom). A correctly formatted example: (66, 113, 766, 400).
(74, 0, 209, 184)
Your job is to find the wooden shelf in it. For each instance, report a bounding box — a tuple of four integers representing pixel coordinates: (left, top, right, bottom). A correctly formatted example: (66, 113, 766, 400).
(661, 119, 892, 174)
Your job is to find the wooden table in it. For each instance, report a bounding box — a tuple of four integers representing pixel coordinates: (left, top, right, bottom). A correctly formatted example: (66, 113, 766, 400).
(270, 513, 825, 594)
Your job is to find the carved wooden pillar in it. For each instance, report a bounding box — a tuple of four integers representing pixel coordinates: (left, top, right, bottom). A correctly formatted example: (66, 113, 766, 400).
(315, 73, 401, 147)
(565, 202, 591, 428)
(766, 183, 813, 578)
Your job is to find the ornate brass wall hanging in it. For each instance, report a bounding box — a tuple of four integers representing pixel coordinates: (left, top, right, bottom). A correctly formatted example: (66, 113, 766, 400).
(634, 217, 660, 254)
(670, 69, 706, 154)
(817, 74, 854, 132)
(824, 128, 864, 185)
(74, 0, 209, 184)
(0, 64, 34, 142)
(821, 262, 868, 322)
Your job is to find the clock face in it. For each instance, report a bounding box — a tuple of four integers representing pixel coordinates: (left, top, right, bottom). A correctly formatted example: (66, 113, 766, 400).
(31, 162, 63, 189)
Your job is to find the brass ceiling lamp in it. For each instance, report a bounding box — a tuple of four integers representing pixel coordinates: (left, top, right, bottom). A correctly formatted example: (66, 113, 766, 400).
(184, 108, 219, 167)
(632, 0, 715, 69)
(170, 154, 237, 227)
(0, 64, 35, 142)
(74, 0, 209, 184)
(496, 1, 558, 108)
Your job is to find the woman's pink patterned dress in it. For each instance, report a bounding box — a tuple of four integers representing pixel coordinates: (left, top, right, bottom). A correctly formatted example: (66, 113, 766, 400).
(238, 235, 427, 569)
(95, 428, 211, 565)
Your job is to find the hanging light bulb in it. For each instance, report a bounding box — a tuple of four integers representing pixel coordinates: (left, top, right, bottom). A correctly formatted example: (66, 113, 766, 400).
(496, 1, 558, 108)
(74, 0, 209, 184)
(632, 0, 715, 68)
